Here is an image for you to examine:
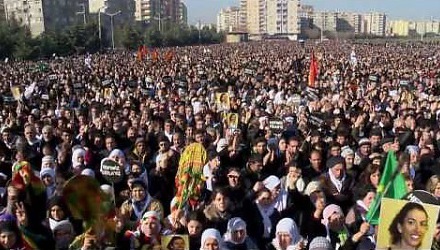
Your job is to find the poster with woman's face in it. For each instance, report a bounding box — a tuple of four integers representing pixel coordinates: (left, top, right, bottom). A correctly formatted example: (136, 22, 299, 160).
(376, 198, 440, 250)
(161, 235, 189, 250)
(215, 92, 230, 111)
(226, 113, 239, 128)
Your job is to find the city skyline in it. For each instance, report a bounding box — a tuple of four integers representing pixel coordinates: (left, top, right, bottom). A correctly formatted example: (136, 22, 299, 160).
(185, 0, 440, 25)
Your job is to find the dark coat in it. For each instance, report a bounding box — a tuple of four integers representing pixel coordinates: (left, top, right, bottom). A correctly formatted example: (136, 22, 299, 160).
(243, 202, 281, 250)
(319, 172, 355, 213)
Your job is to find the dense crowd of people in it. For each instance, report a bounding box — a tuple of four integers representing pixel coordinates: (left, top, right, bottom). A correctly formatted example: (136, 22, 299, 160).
(0, 40, 439, 250)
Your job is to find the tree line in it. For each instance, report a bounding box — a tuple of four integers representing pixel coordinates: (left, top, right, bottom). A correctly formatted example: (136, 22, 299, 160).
(0, 20, 225, 60)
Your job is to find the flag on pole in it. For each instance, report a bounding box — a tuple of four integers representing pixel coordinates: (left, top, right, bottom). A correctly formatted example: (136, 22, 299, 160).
(308, 52, 318, 88)
(151, 49, 159, 62)
(165, 50, 174, 62)
(137, 45, 148, 61)
(141, 45, 148, 58)
(366, 151, 407, 225)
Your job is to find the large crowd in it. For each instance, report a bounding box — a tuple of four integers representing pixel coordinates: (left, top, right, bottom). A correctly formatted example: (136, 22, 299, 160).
(0, 40, 439, 250)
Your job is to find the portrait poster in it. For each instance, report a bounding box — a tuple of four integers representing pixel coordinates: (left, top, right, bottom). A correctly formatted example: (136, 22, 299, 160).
(226, 113, 239, 129)
(11, 86, 21, 101)
(161, 234, 189, 250)
(103, 88, 112, 99)
(376, 198, 440, 250)
(215, 92, 230, 111)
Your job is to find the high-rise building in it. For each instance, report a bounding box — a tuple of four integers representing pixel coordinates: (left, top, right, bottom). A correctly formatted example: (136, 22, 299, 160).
(217, 7, 240, 32)
(389, 20, 410, 36)
(4, 0, 87, 37)
(134, 0, 179, 24)
(337, 12, 362, 33)
(415, 21, 427, 35)
(266, 0, 300, 37)
(239, 0, 247, 32)
(163, 0, 179, 23)
(425, 20, 440, 34)
(134, 0, 152, 21)
(298, 4, 313, 35)
(178, 1, 187, 25)
(240, 0, 299, 38)
(312, 11, 338, 32)
(363, 12, 386, 36)
(244, 0, 264, 35)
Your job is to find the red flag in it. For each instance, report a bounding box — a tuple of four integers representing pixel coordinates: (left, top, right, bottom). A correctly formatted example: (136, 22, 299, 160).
(308, 52, 318, 88)
(136, 46, 143, 61)
(165, 50, 174, 62)
(137, 45, 148, 61)
(152, 49, 159, 62)
(141, 45, 148, 58)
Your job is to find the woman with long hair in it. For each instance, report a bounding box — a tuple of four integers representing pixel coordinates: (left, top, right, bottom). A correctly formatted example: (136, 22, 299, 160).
(357, 164, 381, 189)
(388, 202, 429, 249)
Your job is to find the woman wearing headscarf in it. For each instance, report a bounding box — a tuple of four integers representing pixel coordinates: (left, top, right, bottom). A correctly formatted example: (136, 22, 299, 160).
(40, 167, 56, 199)
(108, 149, 130, 175)
(320, 204, 370, 250)
(266, 218, 305, 250)
(118, 211, 163, 250)
(0, 218, 37, 250)
(0, 205, 55, 249)
(223, 217, 258, 250)
(119, 179, 164, 230)
(99, 149, 130, 195)
(200, 228, 229, 250)
(71, 147, 86, 175)
(245, 188, 281, 250)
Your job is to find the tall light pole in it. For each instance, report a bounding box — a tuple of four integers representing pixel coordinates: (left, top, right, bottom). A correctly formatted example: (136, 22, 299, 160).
(198, 19, 202, 43)
(153, 0, 169, 32)
(98, 6, 106, 46)
(102, 11, 121, 50)
(320, 12, 325, 42)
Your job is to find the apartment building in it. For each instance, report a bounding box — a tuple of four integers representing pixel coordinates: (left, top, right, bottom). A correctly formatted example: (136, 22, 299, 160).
(3, 0, 87, 37)
(217, 6, 240, 32)
(178, 1, 187, 25)
(338, 12, 362, 33)
(312, 11, 337, 32)
(363, 12, 386, 36)
(238, 0, 299, 38)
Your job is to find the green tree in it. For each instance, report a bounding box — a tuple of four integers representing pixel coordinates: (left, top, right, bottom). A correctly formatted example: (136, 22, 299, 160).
(13, 37, 39, 60)
(0, 23, 15, 58)
(118, 24, 143, 50)
(144, 27, 162, 47)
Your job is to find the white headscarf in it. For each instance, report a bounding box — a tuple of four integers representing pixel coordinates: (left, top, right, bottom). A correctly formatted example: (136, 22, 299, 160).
(224, 217, 247, 244)
(109, 149, 130, 174)
(201, 228, 223, 250)
(263, 175, 288, 212)
(271, 218, 302, 250)
(71, 148, 86, 169)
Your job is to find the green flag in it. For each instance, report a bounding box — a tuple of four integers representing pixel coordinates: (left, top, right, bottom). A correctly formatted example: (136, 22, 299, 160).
(366, 151, 407, 225)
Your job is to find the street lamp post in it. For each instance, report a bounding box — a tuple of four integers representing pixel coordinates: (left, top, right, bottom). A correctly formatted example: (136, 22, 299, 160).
(98, 6, 107, 46)
(102, 11, 121, 50)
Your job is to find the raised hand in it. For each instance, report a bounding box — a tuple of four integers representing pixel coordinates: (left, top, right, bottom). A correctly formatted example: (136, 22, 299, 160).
(15, 202, 28, 227)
